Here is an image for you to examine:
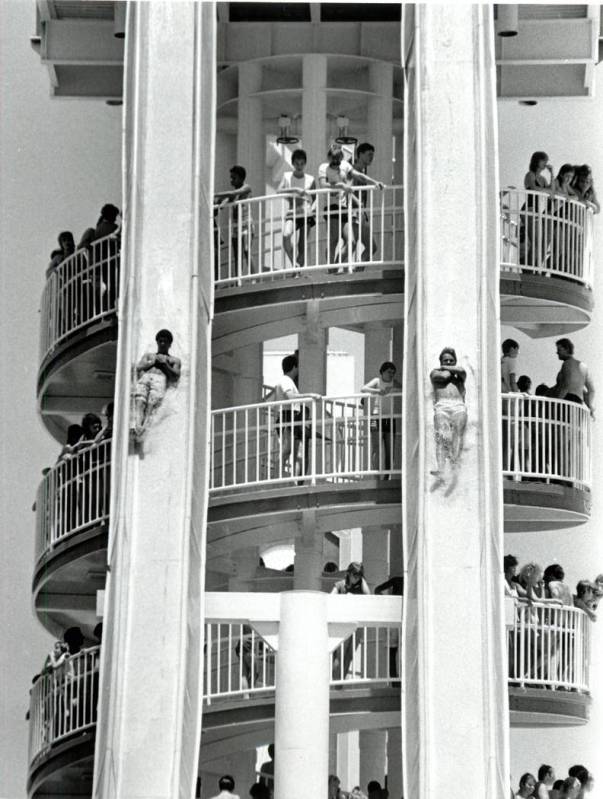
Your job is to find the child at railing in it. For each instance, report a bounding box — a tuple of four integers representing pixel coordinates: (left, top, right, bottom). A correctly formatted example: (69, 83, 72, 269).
(277, 149, 316, 271)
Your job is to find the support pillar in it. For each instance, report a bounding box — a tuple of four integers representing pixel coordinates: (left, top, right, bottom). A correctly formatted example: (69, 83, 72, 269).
(275, 592, 330, 799)
(368, 62, 394, 184)
(229, 547, 259, 591)
(294, 510, 324, 590)
(359, 730, 386, 792)
(302, 54, 328, 167)
(401, 6, 508, 798)
(298, 302, 327, 394)
(238, 62, 264, 197)
(386, 727, 402, 799)
(364, 326, 392, 381)
(93, 4, 215, 798)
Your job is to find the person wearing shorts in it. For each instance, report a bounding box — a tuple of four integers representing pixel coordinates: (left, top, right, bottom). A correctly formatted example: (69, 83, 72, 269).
(362, 361, 401, 473)
(134, 329, 181, 440)
(430, 347, 467, 486)
(277, 149, 316, 270)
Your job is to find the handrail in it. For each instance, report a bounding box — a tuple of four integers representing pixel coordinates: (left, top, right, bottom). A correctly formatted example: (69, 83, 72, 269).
(210, 392, 403, 491)
(39, 233, 120, 365)
(210, 393, 591, 493)
(28, 646, 100, 765)
(501, 393, 592, 489)
(508, 601, 591, 691)
(34, 439, 112, 565)
(213, 184, 404, 285)
(499, 188, 594, 287)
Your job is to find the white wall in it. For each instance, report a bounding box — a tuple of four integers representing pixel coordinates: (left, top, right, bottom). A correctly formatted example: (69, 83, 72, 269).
(498, 92, 603, 790)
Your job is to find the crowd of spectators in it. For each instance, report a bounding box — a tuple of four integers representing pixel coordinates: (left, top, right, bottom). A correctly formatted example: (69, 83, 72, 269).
(512, 764, 594, 798)
(504, 554, 601, 622)
(47, 203, 120, 278)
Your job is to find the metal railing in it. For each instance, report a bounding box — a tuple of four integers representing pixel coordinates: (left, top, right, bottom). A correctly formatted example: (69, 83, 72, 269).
(501, 394, 591, 489)
(210, 393, 403, 492)
(40, 233, 120, 363)
(202, 623, 399, 704)
(213, 185, 404, 285)
(508, 602, 591, 691)
(500, 189, 594, 287)
(28, 647, 100, 765)
(34, 440, 112, 565)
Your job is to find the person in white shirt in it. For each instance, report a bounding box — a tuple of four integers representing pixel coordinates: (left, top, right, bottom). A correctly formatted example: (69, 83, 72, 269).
(277, 149, 316, 270)
(210, 775, 240, 799)
(362, 361, 402, 473)
(318, 143, 383, 271)
(267, 354, 320, 479)
(501, 338, 520, 392)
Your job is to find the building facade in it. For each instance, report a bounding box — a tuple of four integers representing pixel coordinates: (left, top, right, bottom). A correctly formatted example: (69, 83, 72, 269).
(26, 3, 602, 798)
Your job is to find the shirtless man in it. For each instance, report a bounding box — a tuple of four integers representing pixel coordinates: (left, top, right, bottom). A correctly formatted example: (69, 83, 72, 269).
(551, 338, 595, 418)
(133, 329, 181, 440)
(430, 347, 467, 483)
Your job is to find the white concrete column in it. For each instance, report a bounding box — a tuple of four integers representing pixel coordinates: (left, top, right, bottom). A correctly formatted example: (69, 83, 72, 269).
(359, 730, 386, 792)
(231, 343, 264, 405)
(302, 54, 328, 170)
(229, 546, 259, 591)
(362, 527, 389, 591)
(238, 62, 264, 196)
(401, 6, 508, 799)
(389, 524, 403, 577)
(275, 592, 330, 799)
(298, 302, 327, 395)
(364, 326, 392, 381)
(386, 727, 403, 799)
(368, 62, 394, 184)
(93, 4, 215, 798)
(294, 510, 324, 590)
(392, 325, 404, 375)
(337, 732, 359, 791)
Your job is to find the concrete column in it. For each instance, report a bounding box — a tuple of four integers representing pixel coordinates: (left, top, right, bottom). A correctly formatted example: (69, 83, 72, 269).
(93, 4, 215, 798)
(389, 524, 403, 577)
(302, 54, 328, 170)
(392, 325, 404, 375)
(238, 62, 264, 197)
(329, 734, 338, 775)
(359, 730, 386, 793)
(294, 510, 323, 590)
(362, 527, 389, 591)
(401, 6, 508, 799)
(368, 62, 394, 184)
(275, 592, 330, 799)
(231, 343, 264, 405)
(298, 302, 327, 394)
(229, 546, 259, 591)
(386, 727, 403, 799)
(337, 732, 359, 791)
(364, 326, 392, 381)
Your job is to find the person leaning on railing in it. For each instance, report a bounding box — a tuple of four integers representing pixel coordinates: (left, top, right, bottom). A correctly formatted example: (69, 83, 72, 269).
(276, 148, 316, 271)
(520, 151, 554, 268)
(571, 165, 600, 214)
(214, 165, 254, 278)
(47, 231, 75, 278)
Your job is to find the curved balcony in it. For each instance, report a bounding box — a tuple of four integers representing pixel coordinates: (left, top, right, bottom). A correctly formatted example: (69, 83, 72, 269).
(27, 647, 99, 798)
(28, 600, 592, 792)
(502, 394, 591, 530)
(507, 600, 591, 725)
(32, 441, 111, 636)
(212, 186, 404, 353)
(38, 235, 119, 441)
(499, 189, 594, 336)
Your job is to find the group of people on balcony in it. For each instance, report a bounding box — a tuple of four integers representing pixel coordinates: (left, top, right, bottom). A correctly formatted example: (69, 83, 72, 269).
(513, 764, 594, 799)
(267, 354, 401, 481)
(518, 152, 598, 276)
(45, 203, 120, 330)
(213, 141, 385, 279)
(501, 337, 595, 482)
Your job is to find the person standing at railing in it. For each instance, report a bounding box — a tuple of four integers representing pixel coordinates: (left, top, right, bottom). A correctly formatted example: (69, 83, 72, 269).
(362, 361, 401, 476)
(514, 773, 537, 798)
(214, 165, 254, 279)
(375, 574, 404, 680)
(277, 149, 316, 271)
(235, 624, 262, 697)
(550, 338, 595, 418)
(267, 354, 320, 480)
(572, 166, 600, 214)
(573, 581, 597, 622)
(47, 231, 75, 278)
(549, 165, 579, 273)
(77, 204, 121, 315)
(534, 766, 557, 799)
(318, 144, 383, 273)
(351, 142, 381, 267)
(521, 152, 554, 269)
(331, 562, 370, 681)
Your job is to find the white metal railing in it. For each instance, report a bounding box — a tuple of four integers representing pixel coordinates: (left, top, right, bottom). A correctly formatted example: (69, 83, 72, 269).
(210, 393, 402, 491)
(508, 602, 591, 691)
(202, 622, 399, 704)
(40, 233, 120, 363)
(501, 394, 592, 489)
(500, 189, 594, 287)
(213, 185, 404, 285)
(28, 647, 100, 765)
(35, 440, 111, 564)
